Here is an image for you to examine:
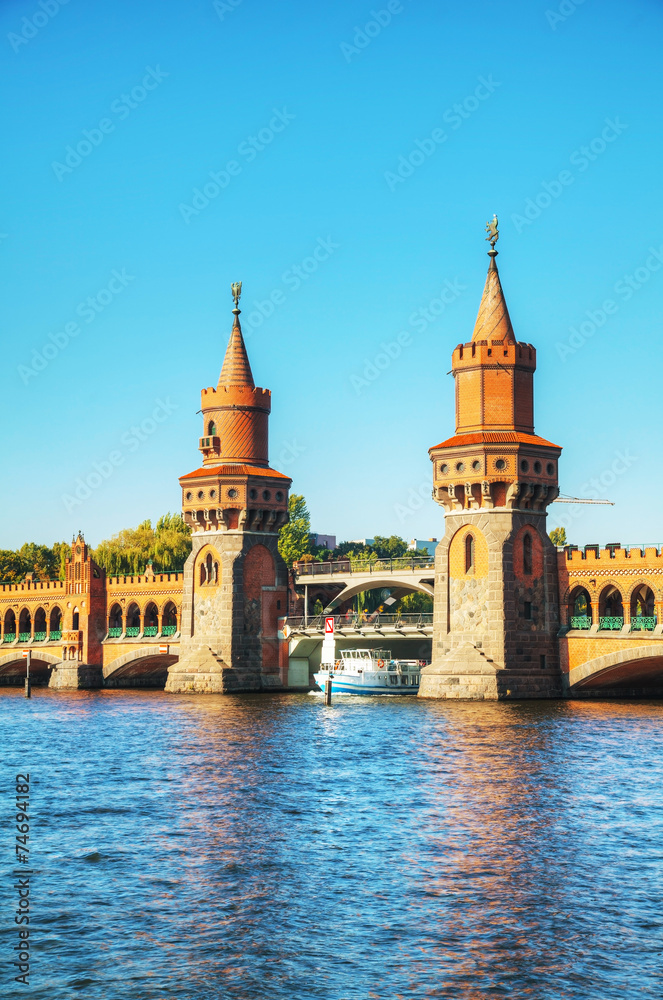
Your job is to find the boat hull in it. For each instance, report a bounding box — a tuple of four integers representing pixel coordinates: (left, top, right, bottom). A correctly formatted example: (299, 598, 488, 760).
(313, 671, 419, 696)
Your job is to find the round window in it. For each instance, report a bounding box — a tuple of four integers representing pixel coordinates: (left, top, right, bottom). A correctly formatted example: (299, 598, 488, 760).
(547, 462, 555, 475)
(262, 490, 271, 501)
(185, 491, 192, 501)
(209, 489, 216, 499)
(472, 460, 481, 471)
(197, 490, 204, 499)
(456, 462, 465, 473)
(440, 463, 449, 475)
(520, 460, 529, 473)
(276, 491, 283, 502)
(228, 488, 238, 499)
(249, 488, 257, 500)
(495, 459, 507, 471)
(533, 461, 542, 474)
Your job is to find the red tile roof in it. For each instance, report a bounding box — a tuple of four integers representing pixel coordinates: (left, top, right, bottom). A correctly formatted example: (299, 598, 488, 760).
(179, 464, 291, 481)
(430, 431, 561, 451)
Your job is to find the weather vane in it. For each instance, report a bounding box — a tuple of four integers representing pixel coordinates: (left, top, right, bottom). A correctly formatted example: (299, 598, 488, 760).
(231, 281, 242, 309)
(485, 214, 499, 250)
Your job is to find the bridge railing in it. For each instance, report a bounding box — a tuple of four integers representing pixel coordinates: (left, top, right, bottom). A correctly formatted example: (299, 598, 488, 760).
(293, 556, 435, 577)
(284, 612, 434, 632)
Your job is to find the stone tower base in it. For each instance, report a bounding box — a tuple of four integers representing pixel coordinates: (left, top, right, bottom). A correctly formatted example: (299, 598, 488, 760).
(418, 644, 563, 700)
(48, 663, 103, 690)
(164, 644, 262, 694)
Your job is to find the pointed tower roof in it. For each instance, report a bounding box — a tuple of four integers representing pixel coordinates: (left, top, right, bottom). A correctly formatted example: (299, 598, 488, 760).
(471, 250, 516, 344)
(218, 297, 255, 388)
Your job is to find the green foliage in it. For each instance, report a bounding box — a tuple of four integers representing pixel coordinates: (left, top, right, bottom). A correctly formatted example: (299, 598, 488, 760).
(549, 527, 567, 547)
(278, 495, 311, 567)
(371, 535, 408, 559)
(92, 514, 191, 576)
(0, 541, 71, 583)
(394, 592, 433, 614)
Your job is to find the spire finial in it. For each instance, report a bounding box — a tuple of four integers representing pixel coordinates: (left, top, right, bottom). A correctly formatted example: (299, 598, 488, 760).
(231, 281, 242, 315)
(485, 214, 499, 254)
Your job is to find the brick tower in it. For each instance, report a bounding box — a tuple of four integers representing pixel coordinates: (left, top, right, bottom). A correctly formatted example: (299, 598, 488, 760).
(419, 221, 563, 699)
(165, 283, 291, 693)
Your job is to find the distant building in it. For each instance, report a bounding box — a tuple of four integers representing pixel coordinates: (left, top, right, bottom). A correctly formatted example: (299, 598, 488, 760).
(408, 538, 439, 556)
(349, 538, 374, 547)
(310, 533, 336, 550)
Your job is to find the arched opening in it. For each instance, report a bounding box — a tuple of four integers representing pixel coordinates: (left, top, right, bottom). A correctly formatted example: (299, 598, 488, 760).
(49, 607, 62, 638)
(569, 587, 592, 629)
(200, 560, 208, 585)
(213, 561, 219, 583)
(3, 609, 16, 643)
(108, 603, 123, 636)
(69, 646, 77, 660)
(126, 603, 141, 636)
(523, 532, 533, 576)
(143, 602, 159, 636)
(465, 534, 475, 574)
(72, 608, 80, 630)
(33, 607, 47, 641)
(207, 420, 217, 436)
(599, 585, 624, 630)
(631, 585, 656, 631)
(18, 609, 31, 641)
(161, 602, 178, 636)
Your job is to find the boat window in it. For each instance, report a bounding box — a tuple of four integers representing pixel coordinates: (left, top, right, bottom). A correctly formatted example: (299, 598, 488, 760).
(389, 675, 398, 685)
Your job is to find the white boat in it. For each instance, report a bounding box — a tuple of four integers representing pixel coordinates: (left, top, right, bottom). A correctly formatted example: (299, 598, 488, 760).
(313, 648, 425, 695)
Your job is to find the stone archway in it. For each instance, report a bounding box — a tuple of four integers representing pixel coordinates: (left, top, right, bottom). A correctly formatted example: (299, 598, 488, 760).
(103, 647, 179, 688)
(568, 645, 663, 692)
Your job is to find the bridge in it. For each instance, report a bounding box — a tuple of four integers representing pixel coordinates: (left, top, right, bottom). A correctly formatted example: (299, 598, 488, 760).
(292, 555, 436, 612)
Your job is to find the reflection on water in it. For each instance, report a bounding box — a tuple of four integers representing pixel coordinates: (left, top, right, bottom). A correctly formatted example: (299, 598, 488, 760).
(1, 690, 662, 999)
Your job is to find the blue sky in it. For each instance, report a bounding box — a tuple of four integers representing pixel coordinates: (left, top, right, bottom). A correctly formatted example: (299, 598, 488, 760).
(1, 0, 662, 550)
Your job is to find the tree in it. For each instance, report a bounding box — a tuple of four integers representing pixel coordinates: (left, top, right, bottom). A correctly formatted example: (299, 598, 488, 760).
(395, 592, 433, 613)
(371, 535, 408, 559)
(549, 527, 567, 547)
(92, 514, 192, 576)
(278, 495, 311, 567)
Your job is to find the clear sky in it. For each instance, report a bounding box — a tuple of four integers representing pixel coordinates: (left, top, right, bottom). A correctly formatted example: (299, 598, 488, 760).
(1, 0, 662, 550)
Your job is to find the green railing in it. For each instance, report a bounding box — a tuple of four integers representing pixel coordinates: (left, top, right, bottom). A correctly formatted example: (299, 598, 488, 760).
(107, 627, 122, 638)
(49, 631, 62, 641)
(18, 632, 30, 642)
(125, 626, 140, 637)
(3, 633, 16, 643)
(599, 617, 624, 630)
(631, 617, 657, 631)
(570, 616, 591, 630)
(143, 626, 158, 637)
(33, 632, 46, 642)
(161, 625, 177, 636)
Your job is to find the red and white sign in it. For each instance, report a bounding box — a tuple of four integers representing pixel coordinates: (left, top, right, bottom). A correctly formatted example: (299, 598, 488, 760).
(324, 616, 335, 635)
(21, 650, 30, 658)
(159, 645, 169, 654)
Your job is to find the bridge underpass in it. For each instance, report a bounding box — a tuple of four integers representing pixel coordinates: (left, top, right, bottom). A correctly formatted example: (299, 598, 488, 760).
(103, 647, 180, 688)
(565, 640, 663, 697)
(282, 612, 433, 686)
(0, 651, 61, 685)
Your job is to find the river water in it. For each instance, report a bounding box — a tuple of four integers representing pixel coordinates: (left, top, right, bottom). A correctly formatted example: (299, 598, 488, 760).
(1, 689, 662, 999)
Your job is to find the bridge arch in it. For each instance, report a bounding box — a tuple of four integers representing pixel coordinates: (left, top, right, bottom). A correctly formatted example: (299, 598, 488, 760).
(325, 577, 434, 610)
(568, 645, 663, 691)
(103, 647, 179, 688)
(0, 650, 61, 685)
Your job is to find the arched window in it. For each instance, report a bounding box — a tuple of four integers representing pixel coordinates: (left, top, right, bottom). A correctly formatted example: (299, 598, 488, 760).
(523, 533, 532, 575)
(49, 607, 62, 636)
(126, 603, 141, 632)
(72, 608, 80, 630)
(465, 534, 475, 573)
(144, 602, 159, 636)
(4, 609, 16, 639)
(19, 608, 32, 639)
(208, 420, 217, 436)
